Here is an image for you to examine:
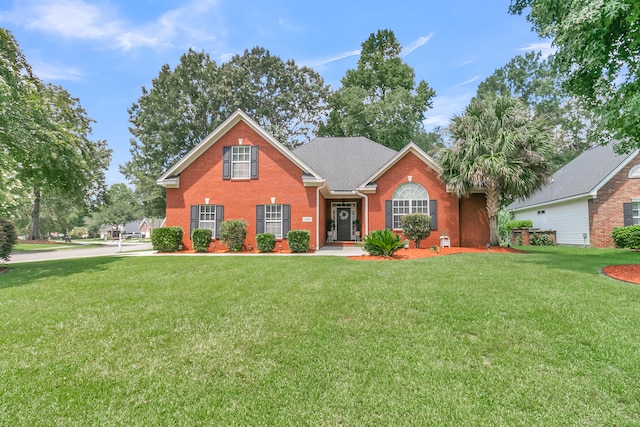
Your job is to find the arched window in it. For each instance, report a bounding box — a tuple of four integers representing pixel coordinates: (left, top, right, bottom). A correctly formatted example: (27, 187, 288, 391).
(629, 165, 640, 179)
(392, 182, 429, 229)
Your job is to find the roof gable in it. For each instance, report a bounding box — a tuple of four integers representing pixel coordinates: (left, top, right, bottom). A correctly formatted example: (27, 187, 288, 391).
(509, 144, 640, 210)
(157, 110, 322, 187)
(358, 142, 442, 189)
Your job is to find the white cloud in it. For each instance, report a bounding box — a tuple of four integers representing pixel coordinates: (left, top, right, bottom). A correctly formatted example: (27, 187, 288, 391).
(424, 93, 473, 129)
(32, 58, 83, 82)
(1, 0, 223, 51)
(455, 75, 479, 87)
(401, 33, 433, 57)
(303, 50, 361, 68)
(519, 42, 556, 59)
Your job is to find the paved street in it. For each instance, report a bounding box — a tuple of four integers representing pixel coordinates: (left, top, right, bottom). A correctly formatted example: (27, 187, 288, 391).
(6, 241, 154, 264)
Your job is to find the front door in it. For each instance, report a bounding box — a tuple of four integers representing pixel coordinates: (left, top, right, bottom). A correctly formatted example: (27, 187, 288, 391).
(337, 207, 351, 241)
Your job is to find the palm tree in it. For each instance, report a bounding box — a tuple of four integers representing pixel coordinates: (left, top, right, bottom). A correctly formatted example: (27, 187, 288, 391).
(440, 95, 555, 245)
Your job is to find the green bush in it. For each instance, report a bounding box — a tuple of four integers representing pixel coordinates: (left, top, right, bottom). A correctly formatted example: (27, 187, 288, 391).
(530, 233, 554, 246)
(192, 228, 213, 252)
(363, 229, 408, 257)
(400, 213, 431, 248)
(611, 225, 640, 249)
(256, 233, 276, 253)
(219, 220, 247, 252)
(287, 230, 310, 253)
(0, 217, 18, 261)
(505, 220, 533, 231)
(151, 226, 183, 252)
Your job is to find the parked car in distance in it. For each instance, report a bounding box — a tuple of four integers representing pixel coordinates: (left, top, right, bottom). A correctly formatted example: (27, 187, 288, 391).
(121, 232, 141, 239)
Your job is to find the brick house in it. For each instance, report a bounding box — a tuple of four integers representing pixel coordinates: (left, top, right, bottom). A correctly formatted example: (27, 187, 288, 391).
(508, 144, 640, 247)
(157, 110, 489, 251)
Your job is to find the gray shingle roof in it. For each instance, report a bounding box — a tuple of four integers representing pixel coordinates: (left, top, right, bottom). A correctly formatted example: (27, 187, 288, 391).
(293, 137, 397, 191)
(509, 144, 638, 210)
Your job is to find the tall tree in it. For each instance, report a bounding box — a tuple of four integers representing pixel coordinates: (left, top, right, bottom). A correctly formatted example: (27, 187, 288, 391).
(89, 184, 142, 234)
(318, 29, 436, 150)
(0, 29, 111, 239)
(222, 47, 330, 146)
(440, 95, 555, 245)
(122, 48, 330, 217)
(509, 0, 640, 153)
(476, 51, 594, 169)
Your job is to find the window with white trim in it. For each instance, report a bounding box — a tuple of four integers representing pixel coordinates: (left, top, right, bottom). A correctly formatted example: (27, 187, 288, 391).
(265, 204, 283, 238)
(392, 182, 429, 229)
(199, 205, 217, 237)
(633, 201, 640, 225)
(232, 145, 251, 179)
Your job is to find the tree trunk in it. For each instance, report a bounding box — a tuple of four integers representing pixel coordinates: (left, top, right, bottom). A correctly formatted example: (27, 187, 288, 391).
(485, 182, 501, 246)
(29, 187, 42, 240)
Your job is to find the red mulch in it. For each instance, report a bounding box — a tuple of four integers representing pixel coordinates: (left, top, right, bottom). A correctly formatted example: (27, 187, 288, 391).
(348, 246, 524, 261)
(602, 264, 640, 285)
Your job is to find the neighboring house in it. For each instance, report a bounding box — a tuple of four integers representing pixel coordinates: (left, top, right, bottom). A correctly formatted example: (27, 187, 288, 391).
(508, 144, 640, 247)
(140, 217, 166, 238)
(157, 110, 489, 251)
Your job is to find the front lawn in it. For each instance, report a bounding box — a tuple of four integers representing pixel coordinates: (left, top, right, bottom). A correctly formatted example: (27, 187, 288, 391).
(13, 241, 103, 252)
(1, 247, 639, 425)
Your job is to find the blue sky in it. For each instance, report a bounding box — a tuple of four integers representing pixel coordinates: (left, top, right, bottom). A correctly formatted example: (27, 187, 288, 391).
(1, 0, 550, 185)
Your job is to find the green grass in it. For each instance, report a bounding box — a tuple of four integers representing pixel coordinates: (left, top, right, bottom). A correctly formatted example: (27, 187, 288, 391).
(13, 242, 103, 252)
(1, 247, 639, 425)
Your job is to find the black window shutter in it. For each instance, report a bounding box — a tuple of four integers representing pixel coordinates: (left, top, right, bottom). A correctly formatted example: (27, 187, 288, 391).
(222, 146, 231, 179)
(256, 205, 265, 234)
(215, 205, 224, 238)
(190, 205, 199, 239)
(623, 202, 633, 226)
(250, 146, 259, 179)
(283, 204, 291, 238)
(429, 199, 438, 230)
(385, 200, 393, 229)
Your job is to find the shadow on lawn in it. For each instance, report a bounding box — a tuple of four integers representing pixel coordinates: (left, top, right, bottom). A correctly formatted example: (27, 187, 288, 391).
(515, 246, 639, 277)
(0, 257, 122, 290)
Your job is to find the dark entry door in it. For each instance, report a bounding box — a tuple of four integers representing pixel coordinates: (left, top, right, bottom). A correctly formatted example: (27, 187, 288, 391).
(337, 208, 351, 241)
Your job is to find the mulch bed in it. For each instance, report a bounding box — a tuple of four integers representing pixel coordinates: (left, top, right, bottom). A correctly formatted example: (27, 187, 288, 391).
(602, 264, 640, 285)
(348, 246, 524, 261)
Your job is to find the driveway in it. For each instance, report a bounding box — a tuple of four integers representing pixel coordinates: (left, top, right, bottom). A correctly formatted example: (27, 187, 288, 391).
(6, 241, 154, 264)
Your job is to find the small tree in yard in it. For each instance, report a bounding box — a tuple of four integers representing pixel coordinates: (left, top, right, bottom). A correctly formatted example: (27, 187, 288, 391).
(0, 217, 18, 261)
(401, 213, 432, 248)
(219, 220, 247, 252)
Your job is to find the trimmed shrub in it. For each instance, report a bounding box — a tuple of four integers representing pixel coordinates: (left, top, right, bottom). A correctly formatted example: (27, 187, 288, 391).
(530, 233, 554, 246)
(151, 226, 183, 252)
(256, 233, 276, 253)
(287, 230, 310, 253)
(192, 228, 213, 252)
(363, 229, 408, 257)
(505, 220, 533, 232)
(0, 217, 18, 261)
(400, 213, 432, 248)
(219, 220, 247, 252)
(611, 225, 640, 249)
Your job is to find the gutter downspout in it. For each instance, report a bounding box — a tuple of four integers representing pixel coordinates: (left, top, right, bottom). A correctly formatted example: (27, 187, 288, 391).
(355, 188, 369, 237)
(316, 181, 327, 250)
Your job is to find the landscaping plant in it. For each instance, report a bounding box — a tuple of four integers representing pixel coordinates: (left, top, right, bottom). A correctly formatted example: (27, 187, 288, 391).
(150, 226, 183, 252)
(0, 217, 18, 261)
(219, 219, 247, 252)
(256, 233, 276, 253)
(400, 213, 431, 248)
(287, 230, 310, 253)
(191, 228, 213, 252)
(611, 225, 640, 249)
(362, 229, 408, 257)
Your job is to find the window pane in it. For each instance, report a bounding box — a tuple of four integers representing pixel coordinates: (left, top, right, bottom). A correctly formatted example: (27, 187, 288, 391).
(199, 205, 216, 235)
(265, 204, 283, 238)
(232, 146, 251, 178)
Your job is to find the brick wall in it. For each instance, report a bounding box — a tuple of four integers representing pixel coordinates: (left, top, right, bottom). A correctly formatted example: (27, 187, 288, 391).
(369, 151, 462, 247)
(459, 193, 490, 247)
(588, 156, 640, 247)
(165, 121, 317, 251)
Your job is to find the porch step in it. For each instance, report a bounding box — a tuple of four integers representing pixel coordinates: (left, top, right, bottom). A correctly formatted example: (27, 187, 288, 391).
(324, 241, 361, 247)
